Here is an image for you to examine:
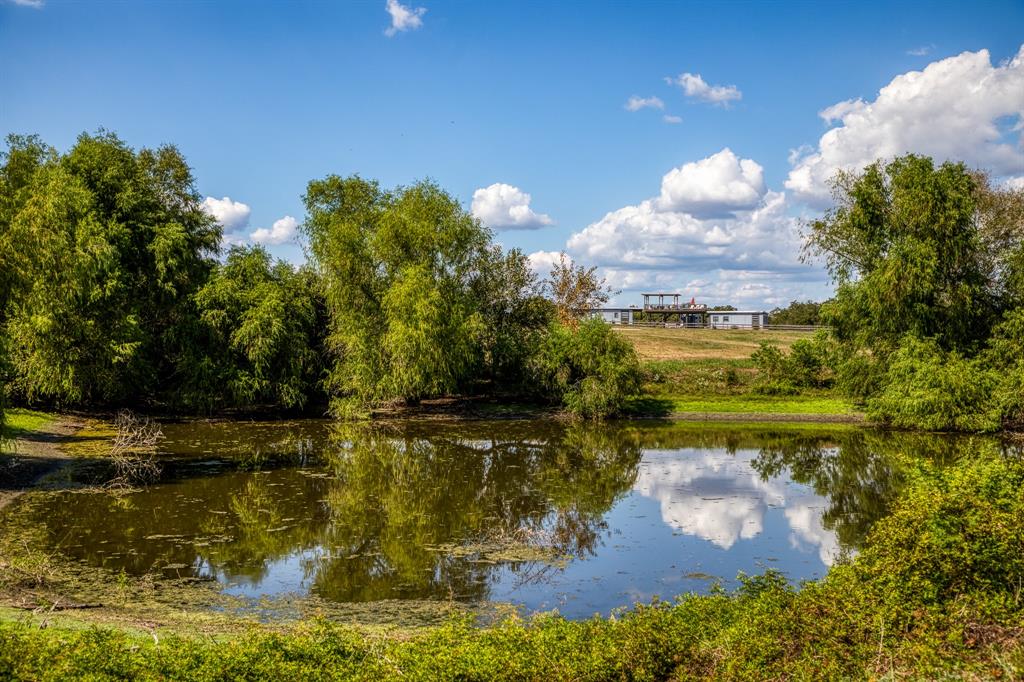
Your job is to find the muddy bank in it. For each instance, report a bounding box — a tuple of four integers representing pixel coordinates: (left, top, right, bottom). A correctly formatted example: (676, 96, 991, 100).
(0, 416, 97, 512)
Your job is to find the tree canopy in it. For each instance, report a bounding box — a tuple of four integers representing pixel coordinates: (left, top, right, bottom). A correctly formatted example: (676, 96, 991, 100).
(2, 131, 220, 406)
(188, 245, 325, 411)
(804, 154, 1024, 429)
(302, 175, 554, 414)
(806, 155, 995, 355)
(768, 300, 824, 326)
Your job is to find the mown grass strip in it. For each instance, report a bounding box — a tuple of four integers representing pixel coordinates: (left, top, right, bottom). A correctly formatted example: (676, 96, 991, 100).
(666, 395, 856, 415)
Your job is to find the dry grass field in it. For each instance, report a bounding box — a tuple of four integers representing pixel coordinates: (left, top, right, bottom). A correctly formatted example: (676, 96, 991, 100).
(614, 326, 815, 361)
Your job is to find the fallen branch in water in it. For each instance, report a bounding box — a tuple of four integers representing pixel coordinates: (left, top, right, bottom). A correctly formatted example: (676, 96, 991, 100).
(106, 411, 163, 489)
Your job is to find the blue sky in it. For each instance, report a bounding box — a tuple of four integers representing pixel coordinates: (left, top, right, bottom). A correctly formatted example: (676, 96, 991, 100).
(3, 0, 1023, 307)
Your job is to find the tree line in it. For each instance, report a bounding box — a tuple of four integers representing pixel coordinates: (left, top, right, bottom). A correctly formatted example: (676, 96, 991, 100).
(3, 132, 1021, 432)
(0, 131, 640, 427)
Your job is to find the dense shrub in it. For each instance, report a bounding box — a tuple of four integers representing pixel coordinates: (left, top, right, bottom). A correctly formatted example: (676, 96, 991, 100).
(750, 338, 827, 395)
(531, 319, 643, 418)
(866, 337, 1001, 432)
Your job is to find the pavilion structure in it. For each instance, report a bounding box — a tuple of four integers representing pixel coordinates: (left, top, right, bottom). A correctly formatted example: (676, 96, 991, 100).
(642, 293, 708, 326)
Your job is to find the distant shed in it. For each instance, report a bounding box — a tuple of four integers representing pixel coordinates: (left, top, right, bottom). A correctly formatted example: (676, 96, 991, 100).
(588, 308, 636, 325)
(708, 311, 769, 329)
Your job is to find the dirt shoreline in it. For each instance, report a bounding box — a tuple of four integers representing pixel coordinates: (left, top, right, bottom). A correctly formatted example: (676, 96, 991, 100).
(0, 416, 88, 512)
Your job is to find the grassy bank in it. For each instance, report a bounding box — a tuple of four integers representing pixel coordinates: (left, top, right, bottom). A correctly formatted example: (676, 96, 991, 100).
(660, 394, 854, 415)
(1, 449, 1021, 680)
(616, 327, 858, 419)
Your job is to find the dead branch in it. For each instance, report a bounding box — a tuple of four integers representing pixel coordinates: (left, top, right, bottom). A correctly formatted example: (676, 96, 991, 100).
(105, 410, 164, 489)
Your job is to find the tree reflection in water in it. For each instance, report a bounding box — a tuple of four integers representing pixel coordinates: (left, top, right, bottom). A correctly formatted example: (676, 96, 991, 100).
(312, 422, 643, 601)
(10, 420, 994, 607)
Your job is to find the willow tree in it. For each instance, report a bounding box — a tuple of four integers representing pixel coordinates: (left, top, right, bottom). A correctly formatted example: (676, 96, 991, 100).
(189, 245, 324, 411)
(804, 155, 1024, 430)
(0, 135, 53, 435)
(3, 131, 220, 406)
(806, 155, 995, 358)
(303, 175, 548, 414)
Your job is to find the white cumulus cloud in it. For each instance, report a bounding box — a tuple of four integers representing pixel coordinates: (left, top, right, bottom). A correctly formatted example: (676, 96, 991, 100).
(786, 45, 1024, 205)
(526, 250, 563, 278)
(202, 196, 252, 233)
(625, 95, 665, 111)
(8, 0, 44, 7)
(668, 72, 742, 106)
(547, 148, 829, 308)
(471, 183, 553, 230)
(384, 0, 425, 37)
(656, 148, 766, 217)
(663, 114, 683, 124)
(250, 216, 299, 245)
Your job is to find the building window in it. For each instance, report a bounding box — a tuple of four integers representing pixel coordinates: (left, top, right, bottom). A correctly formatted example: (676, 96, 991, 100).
(613, 312, 619, 318)
(723, 316, 730, 322)
(713, 316, 719, 322)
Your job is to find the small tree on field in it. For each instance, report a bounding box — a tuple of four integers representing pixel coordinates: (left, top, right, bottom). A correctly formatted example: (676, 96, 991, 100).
(545, 253, 615, 327)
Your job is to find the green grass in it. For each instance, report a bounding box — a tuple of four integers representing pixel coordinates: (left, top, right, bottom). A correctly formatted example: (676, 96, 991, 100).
(664, 394, 856, 415)
(1, 452, 1021, 679)
(1, 408, 56, 440)
(629, 338, 856, 418)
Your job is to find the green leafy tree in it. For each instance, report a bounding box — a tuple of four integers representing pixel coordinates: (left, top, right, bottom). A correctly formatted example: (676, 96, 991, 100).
(469, 247, 555, 389)
(189, 245, 325, 411)
(972, 170, 1024, 308)
(803, 154, 1024, 431)
(768, 300, 824, 326)
(806, 155, 993, 358)
(303, 175, 549, 414)
(0, 135, 54, 436)
(3, 131, 220, 406)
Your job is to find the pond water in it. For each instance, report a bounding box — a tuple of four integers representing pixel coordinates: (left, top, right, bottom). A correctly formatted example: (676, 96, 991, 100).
(9, 420, 977, 619)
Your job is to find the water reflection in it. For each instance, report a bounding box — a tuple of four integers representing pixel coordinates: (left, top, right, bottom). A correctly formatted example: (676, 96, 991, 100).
(634, 451, 789, 550)
(7, 420, 988, 617)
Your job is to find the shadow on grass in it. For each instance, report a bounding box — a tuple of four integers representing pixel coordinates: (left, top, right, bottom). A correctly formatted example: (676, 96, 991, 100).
(621, 397, 675, 418)
(6, 430, 108, 445)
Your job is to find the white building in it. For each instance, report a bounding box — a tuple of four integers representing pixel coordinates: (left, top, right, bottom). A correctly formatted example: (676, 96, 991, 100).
(708, 311, 769, 329)
(588, 308, 636, 325)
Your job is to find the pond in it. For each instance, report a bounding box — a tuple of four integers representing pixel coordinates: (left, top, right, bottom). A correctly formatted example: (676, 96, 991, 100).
(6, 420, 980, 619)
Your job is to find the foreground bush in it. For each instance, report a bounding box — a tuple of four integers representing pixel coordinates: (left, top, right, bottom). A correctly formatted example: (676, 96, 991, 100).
(2, 452, 1021, 680)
